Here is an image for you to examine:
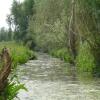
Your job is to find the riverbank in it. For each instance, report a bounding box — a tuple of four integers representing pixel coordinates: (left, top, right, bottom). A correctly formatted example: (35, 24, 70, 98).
(50, 48, 72, 63)
(0, 41, 36, 68)
(49, 45, 99, 77)
(0, 41, 36, 100)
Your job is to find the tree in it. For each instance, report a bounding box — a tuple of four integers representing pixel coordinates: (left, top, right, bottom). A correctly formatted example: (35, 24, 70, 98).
(11, 0, 35, 41)
(75, 0, 100, 73)
(68, 0, 77, 60)
(28, 0, 69, 51)
(6, 14, 13, 40)
(0, 27, 9, 41)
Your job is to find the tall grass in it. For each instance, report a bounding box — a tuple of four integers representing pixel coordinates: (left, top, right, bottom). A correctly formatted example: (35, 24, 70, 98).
(0, 41, 36, 69)
(76, 42, 95, 75)
(50, 48, 73, 63)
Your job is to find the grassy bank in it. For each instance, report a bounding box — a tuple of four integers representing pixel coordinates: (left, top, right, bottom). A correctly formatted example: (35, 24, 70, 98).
(50, 48, 73, 63)
(0, 41, 36, 68)
(76, 42, 96, 76)
(0, 41, 36, 100)
(49, 44, 96, 76)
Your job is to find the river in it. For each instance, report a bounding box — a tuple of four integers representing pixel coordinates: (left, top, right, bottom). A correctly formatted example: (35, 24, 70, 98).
(16, 53, 100, 100)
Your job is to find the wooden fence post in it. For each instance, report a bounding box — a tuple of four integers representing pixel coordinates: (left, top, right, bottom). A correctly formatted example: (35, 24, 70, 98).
(0, 48, 12, 92)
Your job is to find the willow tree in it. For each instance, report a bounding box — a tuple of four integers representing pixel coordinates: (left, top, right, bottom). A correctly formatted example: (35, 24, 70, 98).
(76, 0, 100, 73)
(28, 0, 69, 51)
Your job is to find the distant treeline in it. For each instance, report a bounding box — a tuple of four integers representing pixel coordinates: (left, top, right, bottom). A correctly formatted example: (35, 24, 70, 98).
(0, 27, 12, 41)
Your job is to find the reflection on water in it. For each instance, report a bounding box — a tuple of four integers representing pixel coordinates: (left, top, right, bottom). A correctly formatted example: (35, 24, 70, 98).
(16, 53, 100, 100)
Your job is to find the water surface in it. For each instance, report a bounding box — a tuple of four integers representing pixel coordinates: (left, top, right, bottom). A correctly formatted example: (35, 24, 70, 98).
(16, 53, 100, 100)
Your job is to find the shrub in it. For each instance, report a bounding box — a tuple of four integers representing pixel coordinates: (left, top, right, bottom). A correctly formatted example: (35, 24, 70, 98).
(0, 41, 36, 68)
(76, 42, 95, 74)
(50, 48, 72, 62)
(0, 81, 27, 100)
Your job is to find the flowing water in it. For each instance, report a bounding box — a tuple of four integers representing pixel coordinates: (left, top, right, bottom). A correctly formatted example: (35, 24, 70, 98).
(16, 53, 100, 100)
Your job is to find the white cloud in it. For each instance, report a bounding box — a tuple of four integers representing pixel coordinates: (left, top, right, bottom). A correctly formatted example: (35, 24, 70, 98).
(0, 0, 24, 28)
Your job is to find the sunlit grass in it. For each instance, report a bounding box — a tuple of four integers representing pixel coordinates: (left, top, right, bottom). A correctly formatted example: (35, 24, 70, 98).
(76, 42, 95, 74)
(50, 48, 72, 63)
(0, 41, 36, 69)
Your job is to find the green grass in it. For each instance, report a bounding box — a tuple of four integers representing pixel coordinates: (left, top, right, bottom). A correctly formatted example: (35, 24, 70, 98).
(0, 41, 36, 69)
(50, 48, 73, 63)
(76, 42, 95, 74)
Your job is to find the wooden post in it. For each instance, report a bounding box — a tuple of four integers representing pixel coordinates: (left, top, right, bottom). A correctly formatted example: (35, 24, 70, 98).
(0, 48, 12, 92)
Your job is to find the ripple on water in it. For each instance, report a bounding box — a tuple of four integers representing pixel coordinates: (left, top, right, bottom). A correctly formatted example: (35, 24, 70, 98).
(16, 53, 100, 100)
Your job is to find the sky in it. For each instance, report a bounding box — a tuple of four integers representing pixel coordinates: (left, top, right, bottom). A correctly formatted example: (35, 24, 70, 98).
(0, 0, 23, 29)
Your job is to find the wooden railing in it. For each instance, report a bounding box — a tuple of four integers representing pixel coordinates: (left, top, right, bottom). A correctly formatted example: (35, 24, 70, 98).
(0, 48, 12, 92)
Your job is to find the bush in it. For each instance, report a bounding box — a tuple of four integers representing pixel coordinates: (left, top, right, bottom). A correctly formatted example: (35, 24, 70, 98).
(76, 42, 95, 74)
(0, 81, 27, 100)
(50, 48, 72, 62)
(0, 41, 36, 68)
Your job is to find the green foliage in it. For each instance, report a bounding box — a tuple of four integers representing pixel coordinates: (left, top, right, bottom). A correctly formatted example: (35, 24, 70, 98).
(0, 27, 11, 42)
(2, 81, 27, 100)
(76, 42, 95, 74)
(76, 0, 100, 75)
(50, 48, 72, 63)
(28, 0, 100, 76)
(6, 0, 100, 76)
(0, 41, 36, 68)
(28, 0, 68, 51)
(11, 0, 35, 42)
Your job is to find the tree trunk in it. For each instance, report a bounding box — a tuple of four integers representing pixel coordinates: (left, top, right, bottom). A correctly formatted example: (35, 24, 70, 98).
(68, 0, 77, 60)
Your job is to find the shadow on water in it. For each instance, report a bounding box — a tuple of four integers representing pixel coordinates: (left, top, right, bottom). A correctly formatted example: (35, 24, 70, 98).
(15, 53, 100, 100)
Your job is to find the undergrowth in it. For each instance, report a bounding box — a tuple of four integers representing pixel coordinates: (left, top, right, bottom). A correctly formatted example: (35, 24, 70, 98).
(76, 42, 95, 75)
(50, 48, 73, 63)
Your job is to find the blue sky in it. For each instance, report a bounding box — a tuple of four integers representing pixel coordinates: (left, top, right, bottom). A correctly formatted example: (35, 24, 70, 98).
(0, 0, 23, 28)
